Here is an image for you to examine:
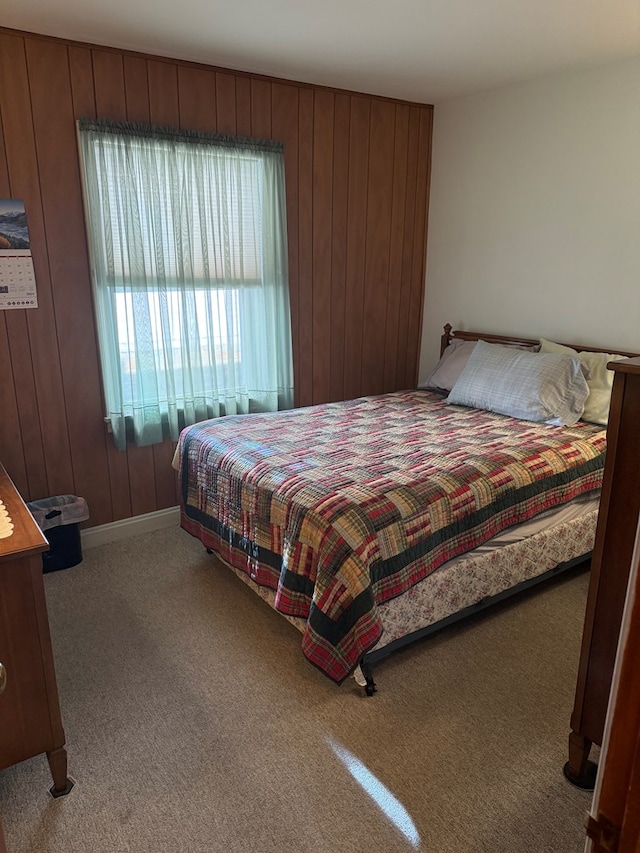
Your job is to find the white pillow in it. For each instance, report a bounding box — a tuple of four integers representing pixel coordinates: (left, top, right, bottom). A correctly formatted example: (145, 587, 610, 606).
(539, 339, 626, 425)
(447, 340, 590, 426)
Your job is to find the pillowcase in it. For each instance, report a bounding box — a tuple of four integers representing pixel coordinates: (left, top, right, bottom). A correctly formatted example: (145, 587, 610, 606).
(539, 338, 626, 426)
(420, 338, 540, 392)
(419, 339, 478, 391)
(447, 340, 590, 425)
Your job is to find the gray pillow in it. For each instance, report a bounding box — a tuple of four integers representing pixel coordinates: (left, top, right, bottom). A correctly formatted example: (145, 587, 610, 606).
(419, 340, 477, 391)
(420, 338, 540, 392)
(446, 340, 590, 426)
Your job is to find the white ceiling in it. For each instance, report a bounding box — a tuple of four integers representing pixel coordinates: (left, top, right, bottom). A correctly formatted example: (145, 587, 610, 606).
(3, 0, 640, 104)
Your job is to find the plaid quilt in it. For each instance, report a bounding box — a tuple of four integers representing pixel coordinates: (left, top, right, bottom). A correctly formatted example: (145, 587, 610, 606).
(178, 390, 606, 683)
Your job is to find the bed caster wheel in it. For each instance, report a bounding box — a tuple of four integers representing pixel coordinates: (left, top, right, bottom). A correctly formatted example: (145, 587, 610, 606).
(355, 662, 377, 696)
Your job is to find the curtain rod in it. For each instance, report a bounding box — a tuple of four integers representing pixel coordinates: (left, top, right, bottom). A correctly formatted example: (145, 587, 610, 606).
(77, 117, 283, 154)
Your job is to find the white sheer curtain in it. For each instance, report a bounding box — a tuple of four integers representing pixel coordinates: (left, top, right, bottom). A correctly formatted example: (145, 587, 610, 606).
(77, 119, 294, 451)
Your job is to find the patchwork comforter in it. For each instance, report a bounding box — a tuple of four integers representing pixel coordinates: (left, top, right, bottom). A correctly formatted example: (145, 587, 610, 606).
(178, 390, 606, 682)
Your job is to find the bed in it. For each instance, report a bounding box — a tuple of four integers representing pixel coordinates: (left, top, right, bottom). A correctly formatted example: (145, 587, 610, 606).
(176, 325, 637, 693)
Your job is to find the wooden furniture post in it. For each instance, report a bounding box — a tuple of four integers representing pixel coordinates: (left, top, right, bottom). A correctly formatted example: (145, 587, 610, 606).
(584, 509, 640, 852)
(564, 357, 640, 788)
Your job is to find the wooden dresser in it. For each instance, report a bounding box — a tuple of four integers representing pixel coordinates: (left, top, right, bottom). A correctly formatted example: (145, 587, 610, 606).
(564, 357, 640, 788)
(0, 462, 72, 797)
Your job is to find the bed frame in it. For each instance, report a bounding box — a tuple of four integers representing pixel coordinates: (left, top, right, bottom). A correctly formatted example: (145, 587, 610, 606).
(440, 323, 638, 359)
(358, 549, 590, 696)
(354, 325, 638, 696)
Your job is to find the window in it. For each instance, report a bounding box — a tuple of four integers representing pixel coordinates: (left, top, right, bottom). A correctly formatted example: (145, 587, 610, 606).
(77, 119, 293, 451)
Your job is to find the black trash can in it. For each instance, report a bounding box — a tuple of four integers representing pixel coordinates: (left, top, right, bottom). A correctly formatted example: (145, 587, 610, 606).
(27, 495, 90, 573)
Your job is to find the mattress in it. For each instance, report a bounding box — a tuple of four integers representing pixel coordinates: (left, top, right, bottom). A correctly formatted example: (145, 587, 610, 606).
(368, 495, 597, 653)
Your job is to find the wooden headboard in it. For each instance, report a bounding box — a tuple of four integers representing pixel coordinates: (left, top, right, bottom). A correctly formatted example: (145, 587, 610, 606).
(440, 323, 639, 359)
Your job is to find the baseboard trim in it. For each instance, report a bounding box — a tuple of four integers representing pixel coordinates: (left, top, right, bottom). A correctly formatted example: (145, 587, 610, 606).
(81, 506, 180, 549)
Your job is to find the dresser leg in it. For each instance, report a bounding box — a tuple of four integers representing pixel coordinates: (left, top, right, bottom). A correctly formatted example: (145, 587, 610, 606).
(563, 731, 597, 790)
(47, 747, 74, 798)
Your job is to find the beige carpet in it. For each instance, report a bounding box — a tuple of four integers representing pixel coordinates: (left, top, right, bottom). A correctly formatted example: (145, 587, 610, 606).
(0, 526, 595, 852)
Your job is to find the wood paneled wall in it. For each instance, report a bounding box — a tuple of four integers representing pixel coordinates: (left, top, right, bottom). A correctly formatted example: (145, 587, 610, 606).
(0, 28, 433, 526)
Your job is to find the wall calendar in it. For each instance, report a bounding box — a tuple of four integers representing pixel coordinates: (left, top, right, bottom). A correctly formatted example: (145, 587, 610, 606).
(0, 199, 38, 310)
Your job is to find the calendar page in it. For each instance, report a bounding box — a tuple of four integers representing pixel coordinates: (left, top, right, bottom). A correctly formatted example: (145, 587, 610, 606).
(0, 199, 38, 310)
(0, 252, 38, 309)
